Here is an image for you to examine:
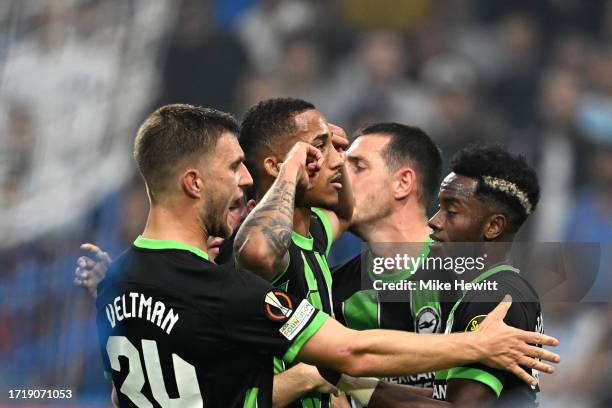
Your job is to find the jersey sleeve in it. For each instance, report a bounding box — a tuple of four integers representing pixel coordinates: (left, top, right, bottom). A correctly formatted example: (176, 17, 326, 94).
(220, 265, 329, 364)
(447, 286, 533, 397)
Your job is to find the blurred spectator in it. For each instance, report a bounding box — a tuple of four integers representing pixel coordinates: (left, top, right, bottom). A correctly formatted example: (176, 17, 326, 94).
(564, 145, 612, 301)
(421, 54, 507, 165)
(159, 0, 250, 110)
(235, 0, 315, 74)
(328, 30, 433, 127)
(531, 67, 588, 242)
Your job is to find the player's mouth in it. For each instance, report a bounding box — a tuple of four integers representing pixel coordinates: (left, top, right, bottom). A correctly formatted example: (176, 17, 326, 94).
(429, 234, 444, 249)
(329, 173, 342, 189)
(229, 194, 244, 211)
(208, 237, 224, 257)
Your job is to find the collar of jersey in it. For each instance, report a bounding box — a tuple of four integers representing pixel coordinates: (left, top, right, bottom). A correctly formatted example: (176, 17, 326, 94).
(133, 235, 209, 261)
(291, 231, 314, 250)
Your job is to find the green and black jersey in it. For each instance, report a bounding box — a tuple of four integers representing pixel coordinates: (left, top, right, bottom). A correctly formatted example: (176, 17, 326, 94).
(96, 236, 328, 408)
(432, 264, 543, 407)
(271, 207, 334, 408)
(332, 239, 443, 391)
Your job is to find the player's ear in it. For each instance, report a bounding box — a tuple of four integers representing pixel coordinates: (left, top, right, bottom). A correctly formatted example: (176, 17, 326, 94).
(181, 168, 203, 199)
(263, 156, 281, 178)
(246, 199, 257, 213)
(484, 214, 506, 240)
(393, 167, 416, 200)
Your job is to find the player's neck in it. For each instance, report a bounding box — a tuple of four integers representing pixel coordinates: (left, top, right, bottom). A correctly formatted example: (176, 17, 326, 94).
(363, 206, 430, 244)
(292, 206, 311, 237)
(142, 205, 209, 254)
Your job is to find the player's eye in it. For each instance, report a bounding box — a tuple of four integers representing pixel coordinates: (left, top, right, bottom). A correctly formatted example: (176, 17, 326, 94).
(446, 210, 458, 217)
(314, 143, 325, 152)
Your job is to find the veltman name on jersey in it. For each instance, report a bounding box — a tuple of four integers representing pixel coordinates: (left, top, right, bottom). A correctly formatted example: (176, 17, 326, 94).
(104, 292, 180, 335)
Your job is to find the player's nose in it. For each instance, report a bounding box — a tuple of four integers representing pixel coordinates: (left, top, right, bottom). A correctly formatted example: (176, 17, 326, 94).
(239, 163, 253, 187)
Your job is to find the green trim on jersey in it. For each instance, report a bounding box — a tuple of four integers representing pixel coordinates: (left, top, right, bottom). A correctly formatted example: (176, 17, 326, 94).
(311, 207, 333, 256)
(303, 252, 323, 309)
(104, 370, 112, 381)
(446, 367, 504, 397)
(292, 231, 314, 250)
(314, 252, 333, 302)
(282, 312, 329, 364)
(342, 289, 379, 330)
(243, 387, 259, 408)
(341, 240, 436, 331)
(133, 235, 209, 261)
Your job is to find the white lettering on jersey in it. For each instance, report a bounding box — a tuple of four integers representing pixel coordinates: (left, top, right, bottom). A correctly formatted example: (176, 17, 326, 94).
(105, 292, 180, 334)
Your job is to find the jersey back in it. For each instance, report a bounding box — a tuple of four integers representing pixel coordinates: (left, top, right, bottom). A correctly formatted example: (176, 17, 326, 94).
(96, 237, 328, 408)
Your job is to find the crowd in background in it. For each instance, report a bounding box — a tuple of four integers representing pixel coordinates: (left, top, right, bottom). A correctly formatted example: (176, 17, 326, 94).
(0, 0, 610, 406)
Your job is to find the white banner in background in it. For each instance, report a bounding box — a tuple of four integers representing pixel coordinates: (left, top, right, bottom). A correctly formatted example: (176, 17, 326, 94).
(0, 0, 175, 248)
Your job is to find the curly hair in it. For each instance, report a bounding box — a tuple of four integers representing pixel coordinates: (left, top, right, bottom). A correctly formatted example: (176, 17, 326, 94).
(450, 144, 540, 232)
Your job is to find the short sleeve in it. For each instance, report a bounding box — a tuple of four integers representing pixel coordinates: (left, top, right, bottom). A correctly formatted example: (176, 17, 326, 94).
(220, 266, 329, 364)
(447, 287, 531, 397)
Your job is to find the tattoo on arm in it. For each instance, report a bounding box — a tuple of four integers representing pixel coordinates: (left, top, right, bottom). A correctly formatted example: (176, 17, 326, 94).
(235, 180, 296, 272)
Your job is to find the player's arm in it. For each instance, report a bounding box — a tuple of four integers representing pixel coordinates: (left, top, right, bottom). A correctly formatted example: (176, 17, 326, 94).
(74, 243, 111, 298)
(272, 363, 338, 408)
(317, 124, 354, 243)
(297, 298, 559, 384)
(234, 142, 323, 281)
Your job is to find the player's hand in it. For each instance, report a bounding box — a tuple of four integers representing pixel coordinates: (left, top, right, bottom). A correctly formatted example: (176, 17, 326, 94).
(475, 295, 560, 386)
(331, 392, 351, 408)
(74, 243, 112, 298)
(329, 124, 349, 154)
(305, 364, 340, 396)
(281, 141, 324, 190)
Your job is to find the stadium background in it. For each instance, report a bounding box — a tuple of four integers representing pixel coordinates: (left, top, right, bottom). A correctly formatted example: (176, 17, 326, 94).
(0, 0, 610, 406)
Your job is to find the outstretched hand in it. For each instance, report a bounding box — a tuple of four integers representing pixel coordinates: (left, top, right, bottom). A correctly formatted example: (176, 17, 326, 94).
(74, 243, 111, 298)
(475, 295, 560, 386)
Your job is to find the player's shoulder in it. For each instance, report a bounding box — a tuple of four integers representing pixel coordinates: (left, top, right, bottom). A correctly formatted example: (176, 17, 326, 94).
(483, 268, 539, 304)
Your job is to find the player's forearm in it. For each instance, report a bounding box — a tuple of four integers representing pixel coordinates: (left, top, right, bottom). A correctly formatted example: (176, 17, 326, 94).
(345, 330, 483, 377)
(234, 164, 299, 278)
(272, 364, 319, 408)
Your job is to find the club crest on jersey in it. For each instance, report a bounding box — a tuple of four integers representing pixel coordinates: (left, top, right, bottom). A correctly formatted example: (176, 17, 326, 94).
(465, 315, 487, 332)
(264, 290, 293, 321)
(416, 306, 440, 333)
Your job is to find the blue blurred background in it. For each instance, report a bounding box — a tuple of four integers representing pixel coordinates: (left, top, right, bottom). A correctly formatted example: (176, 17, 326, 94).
(0, 0, 611, 406)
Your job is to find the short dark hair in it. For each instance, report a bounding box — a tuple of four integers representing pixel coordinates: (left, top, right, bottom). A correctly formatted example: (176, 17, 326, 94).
(240, 97, 315, 183)
(134, 104, 239, 202)
(450, 144, 540, 232)
(354, 123, 442, 209)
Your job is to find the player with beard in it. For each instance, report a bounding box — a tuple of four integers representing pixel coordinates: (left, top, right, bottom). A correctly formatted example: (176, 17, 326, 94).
(331, 123, 452, 406)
